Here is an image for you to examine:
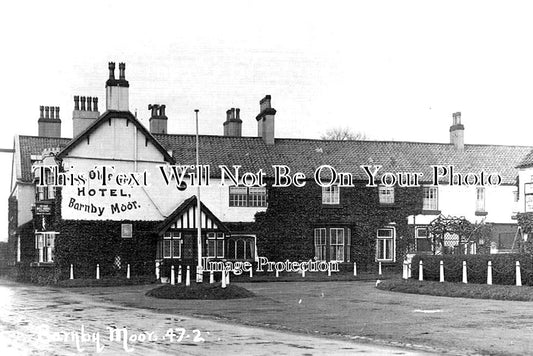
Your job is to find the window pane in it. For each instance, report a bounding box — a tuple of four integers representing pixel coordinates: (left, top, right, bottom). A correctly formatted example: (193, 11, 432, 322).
(322, 185, 339, 204)
(330, 228, 345, 262)
(229, 186, 248, 207)
(476, 187, 485, 211)
(378, 186, 394, 204)
(314, 228, 327, 260)
(217, 240, 224, 258)
(249, 187, 267, 207)
(172, 240, 181, 258)
(423, 187, 438, 210)
(377, 229, 392, 237)
(163, 240, 171, 258)
(207, 240, 216, 258)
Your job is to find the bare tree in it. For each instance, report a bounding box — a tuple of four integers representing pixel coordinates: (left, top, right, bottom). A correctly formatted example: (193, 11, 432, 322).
(321, 127, 367, 140)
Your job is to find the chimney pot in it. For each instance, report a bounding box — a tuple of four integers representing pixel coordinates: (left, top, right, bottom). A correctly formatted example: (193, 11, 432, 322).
(148, 104, 167, 134)
(38, 105, 61, 137)
(87, 97, 92, 111)
(74, 96, 80, 110)
(450, 111, 464, 151)
(93, 97, 98, 111)
(119, 62, 126, 80)
(108, 62, 115, 80)
(256, 95, 276, 145)
(80, 96, 86, 111)
(259, 95, 272, 112)
(226, 109, 232, 121)
(148, 104, 159, 118)
(236, 108, 240, 120)
(39, 106, 44, 119)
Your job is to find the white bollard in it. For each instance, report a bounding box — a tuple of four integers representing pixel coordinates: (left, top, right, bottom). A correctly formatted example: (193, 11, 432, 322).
(210, 270, 214, 284)
(418, 260, 423, 281)
(275, 269, 279, 278)
(126, 264, 130, 279)
(226, 270, 230, 285)
(170, 265, 175, 285)
(487, 261, 492, 285)
(353, 262, 357, 277)
(327, 266, 331, 277)
(96, 264, 100, 280)
(408, 263, 412, 278)
(378, 261, 382, 276)
(70, 264, 74, 280)
(302, 268, 306, 278)
(185, 266, 190, 286)
(516, 261, 522, 287)
(196, 265, 203, 283)
(249, 267, 253, 278)
(221, 271, 227, 288)
(402, 262, 408, 280)
(462, 261, 467, 284)
(178, 266, 182, 284)
(439, 261, 444, 282)
(155, 261, 160, 280)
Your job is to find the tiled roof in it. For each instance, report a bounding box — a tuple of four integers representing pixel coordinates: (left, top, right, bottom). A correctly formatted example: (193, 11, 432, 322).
(155, 134, 532, 185)
(16, 133, 532, 186)
(17, 135, 71, 182)
(517, 150, 533, 168)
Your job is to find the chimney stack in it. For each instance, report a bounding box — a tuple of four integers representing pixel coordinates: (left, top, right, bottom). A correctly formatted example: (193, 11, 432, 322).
(106, 61, 129, 111)
(148, 104, 168, 134)
(223, 107, 243, 137)
(256, 95, 277, 145)
(450, 112, 464, 151)
(38, 105, 61, 137)
(73, 95, 100, 137)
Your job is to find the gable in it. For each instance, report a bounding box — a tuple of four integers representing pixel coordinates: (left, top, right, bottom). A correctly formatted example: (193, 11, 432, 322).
(158, 196, 229, 235)
(58, 111, 173, 163)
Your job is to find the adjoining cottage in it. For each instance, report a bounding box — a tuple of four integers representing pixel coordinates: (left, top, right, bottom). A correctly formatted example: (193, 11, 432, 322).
(7, 63, 532, 282)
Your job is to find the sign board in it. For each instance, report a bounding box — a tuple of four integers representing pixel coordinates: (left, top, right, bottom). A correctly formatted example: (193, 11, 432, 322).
(35, 203, 52, 215)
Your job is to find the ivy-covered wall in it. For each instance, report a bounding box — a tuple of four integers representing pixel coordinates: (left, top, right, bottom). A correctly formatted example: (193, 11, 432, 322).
(55, 220, 159, 279)
(255, 181, 423, 271)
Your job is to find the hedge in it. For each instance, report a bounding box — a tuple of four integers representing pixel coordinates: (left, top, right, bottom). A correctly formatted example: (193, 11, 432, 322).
(411, 254, 533, 286)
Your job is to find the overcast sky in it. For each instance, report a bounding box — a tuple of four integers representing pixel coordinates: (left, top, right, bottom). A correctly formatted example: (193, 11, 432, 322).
(1, 0, 533, 241)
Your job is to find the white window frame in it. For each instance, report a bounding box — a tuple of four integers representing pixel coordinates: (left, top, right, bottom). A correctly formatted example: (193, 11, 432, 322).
(35, 232, 57, 263)
(322, 185, 340, 205)
(376, 228, 395, 262)
(423, 186, 438, 210)
(314, 228, 327, 261)
(330, 228, 345, 262)
(415, 226, 432, 252)
(162, 232, 182, 259)
(476, 187, 485, 212)
(229, 186, 267, 207)
(378, 186, 395, 204)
